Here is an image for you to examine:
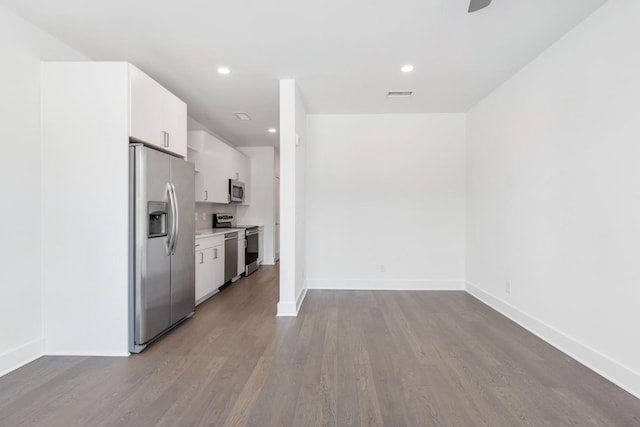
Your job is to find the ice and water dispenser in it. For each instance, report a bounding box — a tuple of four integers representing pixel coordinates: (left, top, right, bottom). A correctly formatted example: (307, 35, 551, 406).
(148, 201, 168, 238)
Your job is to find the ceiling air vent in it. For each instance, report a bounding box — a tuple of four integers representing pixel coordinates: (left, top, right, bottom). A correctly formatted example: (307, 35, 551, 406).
(387, 91, 414, 98)
(233, 112, 252, 121)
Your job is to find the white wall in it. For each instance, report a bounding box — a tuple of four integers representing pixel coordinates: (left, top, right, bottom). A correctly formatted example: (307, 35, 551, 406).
(466, 0, 640, 398)
(294, 88, 307, 304)
(194, 202, 236, 230)
(237, 147, 277, 264)
(187, 117, 235, 148)
(306, 114, 466, 290)
(277, 80, 307, 316)
(0, 6, 87, 376)
(275, 149, 280, 260)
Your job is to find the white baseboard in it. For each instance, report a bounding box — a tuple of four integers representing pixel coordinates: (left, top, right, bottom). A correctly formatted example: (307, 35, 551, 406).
(196, 288, 219, 306)
(276, 301, 297, 316)
(296, 286, 308, 313)
(277, 284, 308, 317)
(0, 338, 45, 378)
(261, 258, 276, 266)
(465, 281, 640, 400)
(44, 351, 130, 357)
(306, 278, 464, 291)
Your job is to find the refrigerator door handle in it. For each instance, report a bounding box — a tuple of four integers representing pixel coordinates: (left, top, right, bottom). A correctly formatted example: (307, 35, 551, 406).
(166, 182, 177, 255)
(164, 183, 173, 256)
(169, 183, 180, 255)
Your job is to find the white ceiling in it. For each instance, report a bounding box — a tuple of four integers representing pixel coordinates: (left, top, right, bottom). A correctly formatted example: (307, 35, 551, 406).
(2, 0, 607, 147)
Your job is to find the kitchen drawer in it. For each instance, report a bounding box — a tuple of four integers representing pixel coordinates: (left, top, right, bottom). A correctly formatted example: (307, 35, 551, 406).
(195, 235, 224, 249)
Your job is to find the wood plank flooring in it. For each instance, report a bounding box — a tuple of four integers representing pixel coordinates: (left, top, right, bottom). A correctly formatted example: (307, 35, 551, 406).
(1, 264, 639, 426)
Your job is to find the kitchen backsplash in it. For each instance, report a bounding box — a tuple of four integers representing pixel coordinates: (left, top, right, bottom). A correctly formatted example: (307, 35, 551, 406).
(195, 203, 236, 230)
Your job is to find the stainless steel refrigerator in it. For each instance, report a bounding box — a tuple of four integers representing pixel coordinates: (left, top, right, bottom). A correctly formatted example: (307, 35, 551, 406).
(129, 144, 195, 353)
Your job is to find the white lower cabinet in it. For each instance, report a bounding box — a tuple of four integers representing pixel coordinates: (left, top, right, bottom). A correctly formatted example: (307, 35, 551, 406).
(195, 235, 225, 305)
(195, 248, 214, 304)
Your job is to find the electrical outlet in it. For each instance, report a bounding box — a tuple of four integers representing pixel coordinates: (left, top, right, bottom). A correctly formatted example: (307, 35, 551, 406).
(505, 282, 511, 295)
(380, 264, 386, 273)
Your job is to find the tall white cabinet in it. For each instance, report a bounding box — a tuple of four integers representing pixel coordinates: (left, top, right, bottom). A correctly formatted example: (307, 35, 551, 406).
(41, 62, 188, 356)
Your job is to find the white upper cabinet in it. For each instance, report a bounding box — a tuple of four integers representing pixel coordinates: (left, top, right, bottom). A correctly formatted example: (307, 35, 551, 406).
(129, 65, 187, 158)
(187, 132, 209, 202)
(188, 131, 250, 204)
(161, 87, 187, 156)
(233, 149, 251, 205)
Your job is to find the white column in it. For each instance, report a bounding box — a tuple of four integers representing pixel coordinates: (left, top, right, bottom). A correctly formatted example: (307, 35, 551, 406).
(277, 79, 307, 316)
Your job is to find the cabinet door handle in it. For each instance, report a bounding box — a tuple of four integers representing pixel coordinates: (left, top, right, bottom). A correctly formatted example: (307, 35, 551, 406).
(167, 132, 170, 147)
(214, 247, 218, 259)
(199, 252, 204, 264)
(205, 190, 208, 201)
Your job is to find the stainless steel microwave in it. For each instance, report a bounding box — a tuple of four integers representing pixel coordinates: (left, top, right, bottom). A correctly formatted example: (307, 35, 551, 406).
(229, 179, 245, 203)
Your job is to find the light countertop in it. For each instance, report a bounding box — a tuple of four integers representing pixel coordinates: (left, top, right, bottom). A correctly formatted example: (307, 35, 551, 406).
(195, 228, 246, 239)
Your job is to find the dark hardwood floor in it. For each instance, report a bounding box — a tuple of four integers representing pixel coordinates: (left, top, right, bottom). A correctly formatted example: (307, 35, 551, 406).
(1, 264, 639, 426)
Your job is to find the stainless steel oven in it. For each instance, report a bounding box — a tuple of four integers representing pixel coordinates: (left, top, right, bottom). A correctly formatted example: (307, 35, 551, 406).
(213, 213, 260, 277)
(229, 179, 245, 203)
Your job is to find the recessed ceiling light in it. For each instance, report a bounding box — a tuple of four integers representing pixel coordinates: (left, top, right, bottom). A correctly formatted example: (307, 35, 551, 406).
(233, 112, 251, 121)
(217, 66, 231, 75)
(401, 64, 414, 73)
(267, 128, 277, 134)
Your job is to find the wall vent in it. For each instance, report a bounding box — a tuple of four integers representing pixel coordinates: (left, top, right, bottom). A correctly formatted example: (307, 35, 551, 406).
(233, 112, 252, 121)
(387, 91, 414, 98)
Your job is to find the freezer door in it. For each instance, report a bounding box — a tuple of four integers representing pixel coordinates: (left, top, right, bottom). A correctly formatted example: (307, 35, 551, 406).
(169, 157, 195, 323)
(131, 145, 172, 345)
